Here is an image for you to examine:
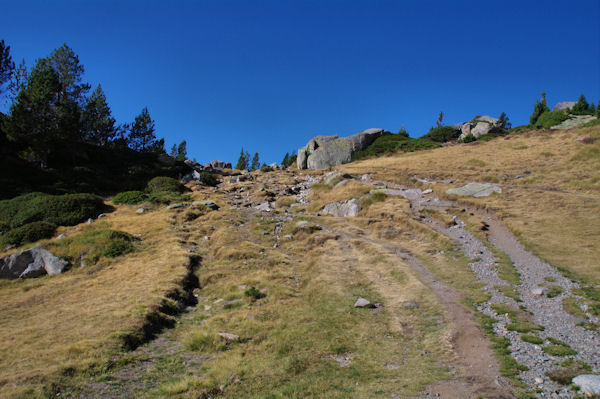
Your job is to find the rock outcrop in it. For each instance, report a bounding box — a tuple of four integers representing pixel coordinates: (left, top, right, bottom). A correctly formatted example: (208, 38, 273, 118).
(0, 246, 68, 279)
(297, 128, 391, 169)
(553, 101, 576, 111)
(446, 182, 501, 197)
(321, 199, 361, 217)
(459, 116, 503, 140)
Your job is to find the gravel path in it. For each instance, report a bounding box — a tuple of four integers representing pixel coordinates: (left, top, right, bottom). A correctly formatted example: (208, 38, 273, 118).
(372, 178, 600, 398)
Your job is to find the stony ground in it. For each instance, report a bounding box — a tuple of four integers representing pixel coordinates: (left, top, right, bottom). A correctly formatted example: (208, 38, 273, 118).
(78, 168, 598, 398)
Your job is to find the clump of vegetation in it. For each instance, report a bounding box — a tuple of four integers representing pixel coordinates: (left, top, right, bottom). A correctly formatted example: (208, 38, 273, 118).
(184, 331, 227, 352)
(352, 134, 440, 160)
(145, 176, 190, 204)
(420, 126, 461, 143)
(0, 192, 105, 247)
(198, 172, 218, 187)
(533, 110, 570, 129)
(545, 285, 564, 298)
(546, 359, 591, 385)
(0, 221, 57, 247)
(45, 225, 138, 266)
(461, 133, 476, 143)
(520, 334, 543, 344)
(281, 151, 298, 168)
(529, 93, 550, 126)
(112, 190, 147, 205)
(571, 94, 595, 116)
(542, 344, 576, 357)
(491, 303, 543, 333)
(244, 286, 266, 300)
(260, 164, 274, 172)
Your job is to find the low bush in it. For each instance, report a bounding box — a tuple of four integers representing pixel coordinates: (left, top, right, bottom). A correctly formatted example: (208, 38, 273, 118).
(260, 165, 274, 172)
(45, 226, 137, 266)
(461, 133, 477, 143)
(0, 221, 57, 247)
(146, 176, 186, 195)
(112, 190, 147, 205)
(420, 126, 461, 143)
(352, 134, 440, 160)
(198, 172, 218, 187)
(533, 110, 570, 129)
(244, 286, 267, 300)
(0, 192, 105, 230)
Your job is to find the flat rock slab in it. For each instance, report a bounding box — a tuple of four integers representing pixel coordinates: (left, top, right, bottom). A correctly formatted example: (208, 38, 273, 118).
(446, 183, 501, 197)
(572, 374, 600, 396)
(551, 115, 597, 130)
(322, 199, 361, 217)
(383, 188, 422, 201)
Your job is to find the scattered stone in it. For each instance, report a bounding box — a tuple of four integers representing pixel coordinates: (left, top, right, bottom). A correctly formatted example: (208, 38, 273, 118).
(572, 374, 600, 396)
(0, 246, 68, 279)
(361, 174, 371, 182)
(403, 301, 421, 309)
(87, 218, 94, 224)
(551, 115, 597, 130)
(167, 203, 186, 210)
(136, 208, 145, 214)
(354, 297, 375, 308)
(284, 234, 293, 240)
(531, 287, 549, 296)
(446, 182, 501, 197)
(255, 202, 272, 212)
(57, 233, 66, 239)
(193, 200, 219, 210)
(218, 332, 240, 343)
(239, 284, 248, 289)
(422, 189, 433, 194)
(553, 101, 576, 111)
(330, 353, 353, 367)
(333, 180, 349, 189)
(322, 199, 361, 217)
(325, 173, 340, 185)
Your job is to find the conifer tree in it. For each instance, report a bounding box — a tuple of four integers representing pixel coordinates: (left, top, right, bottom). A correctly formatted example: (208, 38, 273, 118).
(176, 140, 187, 161)
(282, 152, 289, 167)
(170, 144, 177, 157)
(251, 152, 259, 171)
(529, 100, 549, 126)
(235, 147, 248, 170)
(572, 94, 590, 115)
(0, 40, 15, 98)
(81, 84, 116, 145)
(128, 107, 157, 152)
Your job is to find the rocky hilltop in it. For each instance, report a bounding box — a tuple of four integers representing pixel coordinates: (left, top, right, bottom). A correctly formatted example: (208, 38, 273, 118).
(297, 128, 390, 169)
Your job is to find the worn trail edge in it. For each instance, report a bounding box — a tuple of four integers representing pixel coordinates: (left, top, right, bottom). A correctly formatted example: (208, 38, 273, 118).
(320, 223, 515, 399)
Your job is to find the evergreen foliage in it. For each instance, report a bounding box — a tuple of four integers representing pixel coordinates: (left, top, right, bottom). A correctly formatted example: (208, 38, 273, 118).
(176, 140, 187, 161)
(0, 39, 14, 98)
(128, 107, 159, 152)
(112, 190, 147, 205)
(0, 221, 57, 247)
(398, 126, 409, 137)
(352, 134, 440, 160)
(498, 112, 511, 130)
(533, 110, 570, 129)
(529, 99, 550, 126)
(420, 125, 461, 142)
(81, 85, 117, 145)
(235, 147, 250, 170)
(572, 94, 593, 115)
(251, 152, 260, 171)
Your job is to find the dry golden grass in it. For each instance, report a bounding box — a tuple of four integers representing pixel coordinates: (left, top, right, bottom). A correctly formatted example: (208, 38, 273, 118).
(339, 125, 600, 282)
(0, 205, 188, 398)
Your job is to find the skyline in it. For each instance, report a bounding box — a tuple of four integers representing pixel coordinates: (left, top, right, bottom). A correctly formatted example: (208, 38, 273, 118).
(2, 0, 599, 165)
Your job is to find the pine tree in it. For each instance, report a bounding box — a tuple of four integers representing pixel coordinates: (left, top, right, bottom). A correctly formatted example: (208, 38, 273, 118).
(251, 152, 260, 171)
(128, 107, 157, 152)
(0, 40, 15, 98)
(282, 152, 289, 167)
(170, 144, 177, 157)
(590, 102, 596, 115)
(81, 84, 116, 145)
(436, 111, 444, 127)
(498, 112, 511, 130)
(176, 140, 187, 161)
(45, 44, 90, 104)
(235, 147, 248, 170)
(572, 94, 590, 115)
(9, 59, 27, 102)
(596, 101, 600, 117)
(529, 100, 549, 127)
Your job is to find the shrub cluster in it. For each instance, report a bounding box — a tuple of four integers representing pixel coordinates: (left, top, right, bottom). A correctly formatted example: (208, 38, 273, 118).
(352, 134, 440, 160)
(112, 190, 147, 205)
(533, 110, 570, 129)
(420, 126, 461, 143)
(0, 221, 57, 247)
(198, 172, 218, 187)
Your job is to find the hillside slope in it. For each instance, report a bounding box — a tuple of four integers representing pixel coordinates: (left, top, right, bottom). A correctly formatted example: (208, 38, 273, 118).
(1, 125, 599, 398)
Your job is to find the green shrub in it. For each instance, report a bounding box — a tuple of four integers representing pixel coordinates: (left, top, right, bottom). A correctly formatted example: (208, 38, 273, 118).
(45, 227, 137, 265)
(260, 165, 274, 172)
(533, 110, 570, 129)
(0, 221, 57, 247)
(542, 344, 576, 357)
(244, 286, 266, 300)
(352, 134, 440, 160)
(420, 126, 461, 143)
(112, 190, 147, 205)
(0, 192, 105, 230)
(520, 334, 543, 344)
(145, 176, 186, 195)
(461, 133, 477, 143)
(198, 172, 218, 187)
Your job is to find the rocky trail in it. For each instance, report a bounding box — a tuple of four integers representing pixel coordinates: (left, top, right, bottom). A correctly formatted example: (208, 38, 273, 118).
(82, 169, 599, 398)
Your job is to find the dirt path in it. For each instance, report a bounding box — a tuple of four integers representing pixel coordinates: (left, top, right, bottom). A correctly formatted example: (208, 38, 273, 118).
(318, 223, 514, 399)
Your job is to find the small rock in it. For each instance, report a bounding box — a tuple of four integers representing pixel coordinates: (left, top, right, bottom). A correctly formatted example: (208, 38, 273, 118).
(204, 236, 210, 241)
(255, 202, 272, 212)
(534, 377, 543, 384)
(97, 213, 105, 218)
(136, 208, 145, 214)
(284, 234, 293, 240)
(361, 174, 371, 182)
(572, 374, 600, 396)
(239, 284, 248, 289)
(330, 353, 353, 367)
(87, 218, 94, 224)
(57, 233, 67, 239)
(381, 230, 399, 239)
(385, 363, 400, 370)
(218, 332, 240, 342)
(167, 203, 186, 210)
(403, 301, 421, 309)
(333, 180, 349, 189)
(422, 189, 433, 194)
(354, 297, 375, 308)
(531, 287, 549, 296)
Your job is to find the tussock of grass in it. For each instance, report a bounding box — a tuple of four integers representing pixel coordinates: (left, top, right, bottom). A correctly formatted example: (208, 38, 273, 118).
(562, 297, 586, 318)
(520, 334, 543, 344)
(542, 345, 576, 357)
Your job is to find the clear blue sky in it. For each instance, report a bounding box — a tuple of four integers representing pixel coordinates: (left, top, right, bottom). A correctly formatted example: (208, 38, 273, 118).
(2, 0, 599, 165)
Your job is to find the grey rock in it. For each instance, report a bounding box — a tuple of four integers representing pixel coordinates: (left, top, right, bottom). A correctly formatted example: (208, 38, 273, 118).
(446, 182, 501, 197)
(360, 174, 371, 182)
(550, 115, 597, 130)
(297, 128, 391, 169)
(354, 297, 374, 308)
(322, 199, 361, 217)
(325, 173, 340, 185)
(218, 332, 240, 342)
(381, 230, 399, 239)
(136, 208, 145, 214)
(193, 200, 219, 210)
(167, 203, 186, 210)
(57, 233, 67, 239)
(422, 188, 433, 194)
(531, 287, 549, 296)
(0, 246, 68, 279)
(459, 115, 502, 140)
(403, 301, 421, 309)
(553, 101, 576, 111)
(209, 160, 232, 170)
(181, 170, 201, 183)
(572, 374, 600, 396)
(255, 202, 272, 212)
(87, 218, 94, 224)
